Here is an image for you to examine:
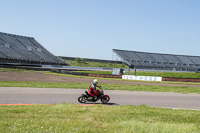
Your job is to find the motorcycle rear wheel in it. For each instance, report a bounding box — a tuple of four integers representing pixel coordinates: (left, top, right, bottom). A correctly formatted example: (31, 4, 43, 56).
(78, 96, 87, 103)
(101, 96, 110, 104)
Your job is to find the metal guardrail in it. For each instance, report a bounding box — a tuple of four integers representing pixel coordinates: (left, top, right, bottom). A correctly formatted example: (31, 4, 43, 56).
(42, 65, 113, 71)
(42, 65, 195, 73)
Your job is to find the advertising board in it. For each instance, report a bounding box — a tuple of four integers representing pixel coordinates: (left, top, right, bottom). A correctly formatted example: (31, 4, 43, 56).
(122, 75, 162, 81)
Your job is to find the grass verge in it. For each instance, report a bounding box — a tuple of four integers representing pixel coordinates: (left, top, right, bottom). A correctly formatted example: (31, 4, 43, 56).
(64, 59, 129, 68)
(1, 81, 200, 94)
(44, 71, 200, 86)
(0, 104, 200, 133)
(74, 70, 200, 79)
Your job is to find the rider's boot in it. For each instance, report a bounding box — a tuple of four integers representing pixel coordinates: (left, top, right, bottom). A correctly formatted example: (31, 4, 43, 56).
(92, 97, 97, 101)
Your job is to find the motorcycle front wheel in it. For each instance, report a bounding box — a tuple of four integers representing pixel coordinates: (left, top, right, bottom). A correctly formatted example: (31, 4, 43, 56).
(101, 96, 110, 104)
(78, 96, 87, 103)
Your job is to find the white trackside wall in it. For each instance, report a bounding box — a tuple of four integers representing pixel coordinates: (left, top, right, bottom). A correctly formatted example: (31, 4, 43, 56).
(122, 75, 162, 81)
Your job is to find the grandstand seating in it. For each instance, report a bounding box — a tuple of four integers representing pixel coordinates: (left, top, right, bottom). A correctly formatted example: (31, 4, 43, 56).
(0, 32, 66, 65)
(113, 49, 200, 71)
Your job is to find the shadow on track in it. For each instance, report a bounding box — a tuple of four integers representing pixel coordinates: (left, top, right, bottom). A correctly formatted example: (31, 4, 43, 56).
(80, 102, 119, 106)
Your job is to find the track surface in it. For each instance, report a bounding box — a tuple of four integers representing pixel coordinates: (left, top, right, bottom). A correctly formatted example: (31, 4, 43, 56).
(1, 87, 200, 111)
(1, 71, 200, 110)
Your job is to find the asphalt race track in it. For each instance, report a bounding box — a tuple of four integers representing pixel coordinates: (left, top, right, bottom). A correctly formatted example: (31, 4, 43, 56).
(1, 87, 200, 111)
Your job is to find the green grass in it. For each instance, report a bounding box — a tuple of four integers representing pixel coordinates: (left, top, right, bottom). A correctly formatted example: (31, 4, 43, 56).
(135, 71, 200, 78)
(0, 68, 35, 72)
(0, 104, 200, 133)
(44, 71, 200, 86)
(0, 81, 88, 89)
(1, 68, 200, 132)
(1, 81, 200, 94)
(2, 64, 200, 79)
(75, 70, 200, 79)
(75, 70, 113, 75)
(64, 59, 129, 68)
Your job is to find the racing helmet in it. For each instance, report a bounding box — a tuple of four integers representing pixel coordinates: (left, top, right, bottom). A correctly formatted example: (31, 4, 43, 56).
(93, 79, 99, 85)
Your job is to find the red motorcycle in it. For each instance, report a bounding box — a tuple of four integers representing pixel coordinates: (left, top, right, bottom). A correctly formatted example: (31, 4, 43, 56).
(78, 86, 110, 104)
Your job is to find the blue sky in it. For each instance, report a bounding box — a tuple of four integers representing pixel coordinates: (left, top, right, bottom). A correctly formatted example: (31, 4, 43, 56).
(1, 0, 200, 60)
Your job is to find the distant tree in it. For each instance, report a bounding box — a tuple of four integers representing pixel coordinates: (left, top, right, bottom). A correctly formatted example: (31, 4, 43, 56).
(75, 57, 81, 63)
(81, 58, 87, 64)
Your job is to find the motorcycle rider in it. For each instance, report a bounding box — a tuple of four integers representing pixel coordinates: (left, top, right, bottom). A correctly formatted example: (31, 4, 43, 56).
(87, 79, 101, 101)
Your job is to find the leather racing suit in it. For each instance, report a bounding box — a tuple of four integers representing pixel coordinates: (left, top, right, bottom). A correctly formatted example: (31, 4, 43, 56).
(87, 83, 100, 98)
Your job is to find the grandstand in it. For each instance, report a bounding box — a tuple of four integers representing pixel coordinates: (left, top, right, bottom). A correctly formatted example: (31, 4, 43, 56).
(0, 32, 66, 66)
(113, 49, 200, 71)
